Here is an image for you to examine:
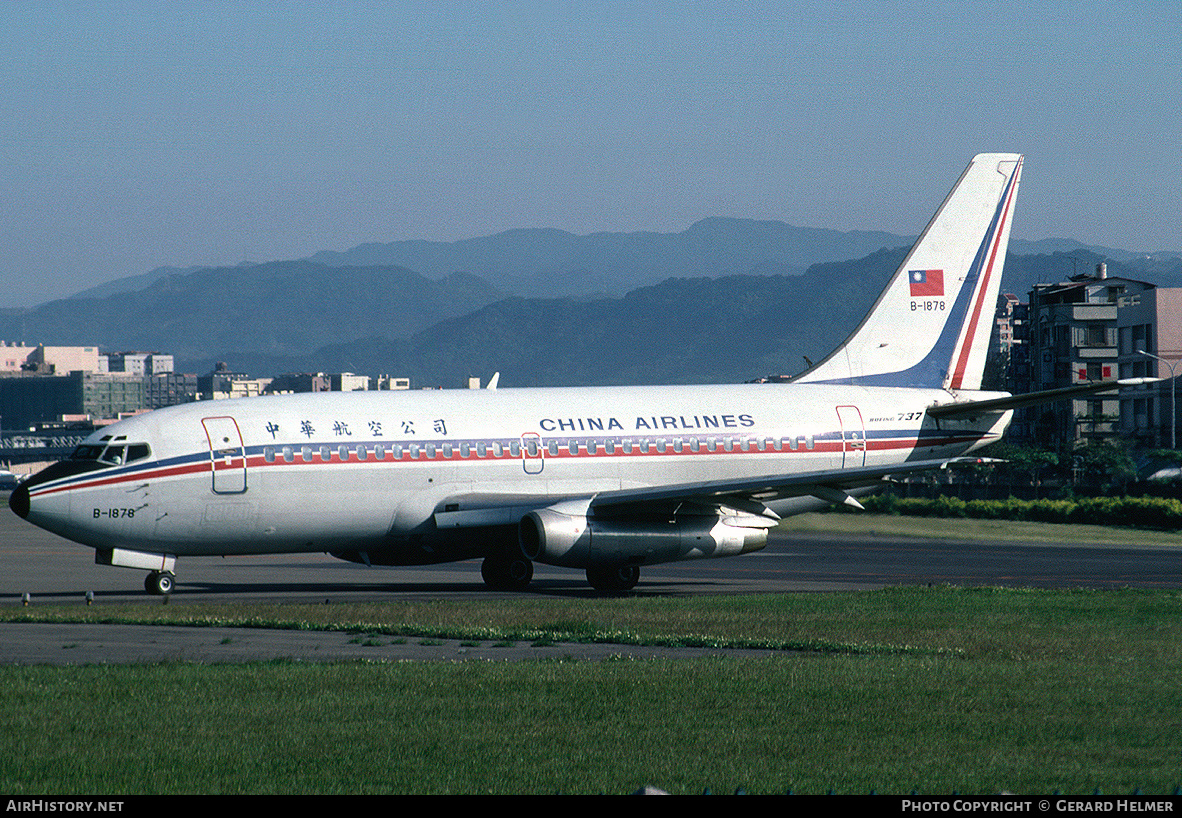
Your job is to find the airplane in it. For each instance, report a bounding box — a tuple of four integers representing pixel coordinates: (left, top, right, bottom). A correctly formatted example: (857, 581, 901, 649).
(8, 153, 1149, 595)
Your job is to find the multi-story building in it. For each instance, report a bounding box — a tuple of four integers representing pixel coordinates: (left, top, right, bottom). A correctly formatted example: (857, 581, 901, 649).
(198, 363, 272, 400)
(144, 372, 199, 410)
(1116, 287, 1182, 448)
(267, 372, 330, 394)
(994, 295, 1033, 438)
(108, 351, 174, 376)
(0, 342, 195, 428)
(0, 371, 147, 430)
(1007, 265, 1182, 449)
(0, 343, 36, 373)
(269, 372, 412, 393)
(995, 293, 1020, 353)
(81, 372, 148, 423)
(373, 375, 411, 390)
(18, 345, 105, 375)
(331, 372, 370, 392)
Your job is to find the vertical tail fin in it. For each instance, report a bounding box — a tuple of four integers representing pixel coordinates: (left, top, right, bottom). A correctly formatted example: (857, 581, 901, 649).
(795, 153, 1022, 390)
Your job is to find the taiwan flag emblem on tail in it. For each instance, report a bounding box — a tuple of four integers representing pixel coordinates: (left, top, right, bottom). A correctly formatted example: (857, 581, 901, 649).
(909, 269, 944, 297)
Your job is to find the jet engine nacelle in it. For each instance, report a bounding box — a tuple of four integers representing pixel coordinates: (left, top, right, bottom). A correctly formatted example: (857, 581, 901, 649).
(519, 500, 772, 569)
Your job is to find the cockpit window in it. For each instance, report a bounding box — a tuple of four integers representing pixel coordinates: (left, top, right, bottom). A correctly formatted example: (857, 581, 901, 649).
(70, 445, 105, 461)
(68, 442, 151, 467)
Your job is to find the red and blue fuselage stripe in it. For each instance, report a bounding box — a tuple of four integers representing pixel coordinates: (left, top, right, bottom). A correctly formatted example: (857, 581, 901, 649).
(25, 425, 992, 498)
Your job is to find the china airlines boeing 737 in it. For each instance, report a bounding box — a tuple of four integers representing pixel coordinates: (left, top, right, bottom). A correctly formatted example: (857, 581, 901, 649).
(9, 154, 1145, 595)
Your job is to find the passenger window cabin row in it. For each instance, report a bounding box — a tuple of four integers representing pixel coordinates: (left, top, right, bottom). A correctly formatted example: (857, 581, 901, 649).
(260, 434, 819, 463)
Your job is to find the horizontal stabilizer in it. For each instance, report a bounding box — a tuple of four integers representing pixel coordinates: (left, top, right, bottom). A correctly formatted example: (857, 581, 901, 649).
(927, 378, 1160, 419)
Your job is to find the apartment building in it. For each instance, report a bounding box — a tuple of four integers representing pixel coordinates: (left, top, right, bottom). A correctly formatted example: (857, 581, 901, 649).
(1007, 266, 1181, 449)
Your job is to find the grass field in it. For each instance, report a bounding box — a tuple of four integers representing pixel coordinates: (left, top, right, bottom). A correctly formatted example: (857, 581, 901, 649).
(4, 579, 1182, 795)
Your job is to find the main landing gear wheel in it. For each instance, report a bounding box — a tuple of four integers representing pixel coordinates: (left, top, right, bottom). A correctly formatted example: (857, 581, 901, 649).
(145, 571, 174, 596)
(481, 554, 534, 591)
(586, 564, 640, 593)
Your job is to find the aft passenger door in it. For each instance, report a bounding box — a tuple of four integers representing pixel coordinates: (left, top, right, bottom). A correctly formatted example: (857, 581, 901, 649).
(201, 416, 247, 494)
(835, 405, 866, 468)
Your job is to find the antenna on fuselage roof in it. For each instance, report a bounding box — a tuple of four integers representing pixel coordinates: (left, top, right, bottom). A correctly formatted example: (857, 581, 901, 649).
(486, 372, 500, 390)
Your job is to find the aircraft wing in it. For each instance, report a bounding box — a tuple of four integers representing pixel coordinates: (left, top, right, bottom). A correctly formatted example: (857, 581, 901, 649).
(431, 382, 1162, 534)
(433, 456, 980, 530)
(585, 457, 980, 514)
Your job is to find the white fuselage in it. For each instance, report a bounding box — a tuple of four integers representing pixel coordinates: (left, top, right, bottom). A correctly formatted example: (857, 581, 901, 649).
(16, 382, 1009, 565)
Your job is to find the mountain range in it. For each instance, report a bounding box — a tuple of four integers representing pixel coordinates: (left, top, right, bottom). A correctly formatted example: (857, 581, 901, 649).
(4, 218, 1180, 387)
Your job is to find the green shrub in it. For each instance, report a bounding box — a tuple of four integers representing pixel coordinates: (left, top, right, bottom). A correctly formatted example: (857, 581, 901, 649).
(846, 494, 1182, 530)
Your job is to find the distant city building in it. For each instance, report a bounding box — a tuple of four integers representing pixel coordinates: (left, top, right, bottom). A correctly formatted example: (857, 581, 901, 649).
(82, 373, 149, 424)
(0, 343, 36, 373)
(268, 372, 412, 393)
(198, 363, 272, 400)
(0, 340, 197, 427)
(0, 371, 148, 430)
(144, 372, 198, 410)
(372, 375, 410, 390)
(267, 373, 330, 394)
(1004, 265, 1182, 448)
(0, 345, 177, 377)
(332, 372, 370, 392)
(10, 345, 105, 375)
(0, 345, 419, 427)
(107, 351, 174, 376)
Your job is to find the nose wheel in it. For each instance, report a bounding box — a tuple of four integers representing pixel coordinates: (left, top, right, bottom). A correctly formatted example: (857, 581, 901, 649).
(144, 571, 175, 596)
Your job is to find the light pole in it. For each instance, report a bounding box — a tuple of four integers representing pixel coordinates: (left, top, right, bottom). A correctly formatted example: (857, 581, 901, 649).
(1137, 349, 1177, 449)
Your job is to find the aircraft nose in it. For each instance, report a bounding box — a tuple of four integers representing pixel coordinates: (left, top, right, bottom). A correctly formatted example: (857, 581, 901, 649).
(9, 483, 29, 519)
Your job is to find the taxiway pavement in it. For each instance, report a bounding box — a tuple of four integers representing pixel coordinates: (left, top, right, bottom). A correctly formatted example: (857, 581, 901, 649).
(3, 502, 1179, 664)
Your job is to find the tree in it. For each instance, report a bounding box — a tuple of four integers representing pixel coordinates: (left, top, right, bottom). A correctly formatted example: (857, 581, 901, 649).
(1071, 441, 1136, 492)
(976, 443, 1059, 497)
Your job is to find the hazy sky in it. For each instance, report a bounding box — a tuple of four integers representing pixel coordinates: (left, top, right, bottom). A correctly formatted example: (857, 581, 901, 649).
(2, 1, 1179, 307)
